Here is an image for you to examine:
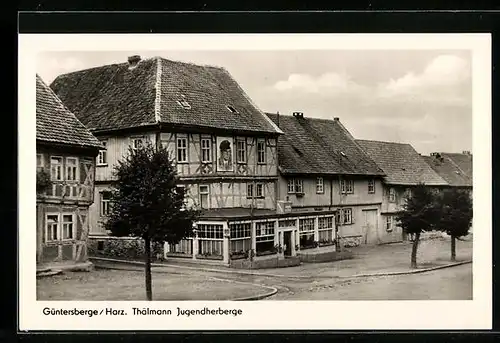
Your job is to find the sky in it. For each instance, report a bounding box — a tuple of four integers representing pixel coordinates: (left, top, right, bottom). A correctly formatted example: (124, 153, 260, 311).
(37, 50, 472, 155)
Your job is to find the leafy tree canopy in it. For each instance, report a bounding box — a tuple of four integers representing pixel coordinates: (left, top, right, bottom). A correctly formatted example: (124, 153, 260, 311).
(396, 183, 440, 235)
(438, 188, 473, 237)
(104, 141, 199, 244)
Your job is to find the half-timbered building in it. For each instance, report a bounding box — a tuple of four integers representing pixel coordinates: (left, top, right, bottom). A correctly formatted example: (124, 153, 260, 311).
(356, 139, 449, 242)
(50, 55, 340, 267)
(266, 112, 389, 247)
(36, 74, 103, 271)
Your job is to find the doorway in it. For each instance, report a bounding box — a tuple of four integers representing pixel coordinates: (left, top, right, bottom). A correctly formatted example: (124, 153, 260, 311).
(283, 231, 292, 256)
(362, 209, 378, 244)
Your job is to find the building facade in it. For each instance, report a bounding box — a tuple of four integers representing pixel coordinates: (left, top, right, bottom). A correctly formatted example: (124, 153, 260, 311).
(266, 112, 387, 247)
(356, 139, 449, 242)
(36, 75, 102, 270)
(50, 56, 339, 267)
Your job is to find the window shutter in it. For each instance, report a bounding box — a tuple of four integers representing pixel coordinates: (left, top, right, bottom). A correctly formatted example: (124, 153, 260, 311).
(351, 210, 355, 224)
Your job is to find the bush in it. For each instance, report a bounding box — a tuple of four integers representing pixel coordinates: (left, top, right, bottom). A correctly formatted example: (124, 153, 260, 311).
(88, 238, 164, 261)
(36, 169, 52, 194)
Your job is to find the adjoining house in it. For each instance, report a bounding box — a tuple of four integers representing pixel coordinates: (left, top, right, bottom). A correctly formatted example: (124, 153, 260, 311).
(422, 151, 473, 192)
(266, 112, 388, 248)
(50, 55, 339, 268)
(36, 74, 103, 272)
(356, 139, 449, 242)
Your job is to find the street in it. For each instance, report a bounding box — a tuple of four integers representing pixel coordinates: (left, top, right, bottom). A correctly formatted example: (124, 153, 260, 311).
(266, 263, 472, 300)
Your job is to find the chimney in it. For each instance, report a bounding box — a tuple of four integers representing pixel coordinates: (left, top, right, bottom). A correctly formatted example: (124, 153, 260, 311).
(333, 117, 339, 121)
(462, 150, 471, 155)
(292, 111, 304, 119)
(128, 55, 141, 68)
(276, 111, 280, 128)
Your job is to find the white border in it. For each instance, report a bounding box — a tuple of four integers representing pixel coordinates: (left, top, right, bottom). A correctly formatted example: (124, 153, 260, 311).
(19, 33, 491, 331)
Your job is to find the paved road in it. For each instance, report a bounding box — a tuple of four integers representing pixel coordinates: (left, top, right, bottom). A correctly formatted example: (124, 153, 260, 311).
(266, 263, 472, 300)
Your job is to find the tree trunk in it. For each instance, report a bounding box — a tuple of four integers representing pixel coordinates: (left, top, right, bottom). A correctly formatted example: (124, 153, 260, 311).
(144, 236, 153, 301)
(411, 232, 420, 269)
(451, 235, 456, 262)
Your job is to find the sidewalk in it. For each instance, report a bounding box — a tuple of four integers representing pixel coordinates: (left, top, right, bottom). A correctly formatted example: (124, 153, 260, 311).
(92, 237, 472, 279)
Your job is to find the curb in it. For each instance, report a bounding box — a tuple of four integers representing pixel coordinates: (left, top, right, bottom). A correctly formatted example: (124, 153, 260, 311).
(345, 260, 472, 278)
(90, 257, 472, 280)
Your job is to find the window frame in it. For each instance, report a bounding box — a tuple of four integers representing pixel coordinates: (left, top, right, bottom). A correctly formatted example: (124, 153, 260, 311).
(257, 139, 266, 164)
(45, 213, 60, 243)
(61, 213, 76, 241)
(340, 179, 354, 194)
(176, 137, 188, 163)
(50, 156, 63, 181)
(342, 208, 353, 225)
(368, 178, 375, 194)
(287, 179, 295, 194)
(236, 139, 247, 164)
(247, 183, 254, 198)
(256, 183, 264, 198)
(316, 177, 324, 194)
(100, 191, 112, 217)
(389, 187, 396, 203)
(386, 215, 393, 232)
(200, 138, 212, 163)
(131, 137, 144, 151)
(199, 184, 210, 209)
(65, 157, 79, 182)
(295, 179, 304, 194)
(97, 140, 108, 166)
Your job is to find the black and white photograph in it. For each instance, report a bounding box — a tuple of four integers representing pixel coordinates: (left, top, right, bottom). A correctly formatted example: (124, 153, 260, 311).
(19, 33, 491, 331)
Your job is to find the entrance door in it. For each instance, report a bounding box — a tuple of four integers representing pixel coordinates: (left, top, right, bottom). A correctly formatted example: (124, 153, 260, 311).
(283, 231, 292, 256)
(362, 209, 378, 244)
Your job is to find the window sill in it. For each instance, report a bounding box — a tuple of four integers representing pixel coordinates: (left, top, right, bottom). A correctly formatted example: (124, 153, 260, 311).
(97, 163, 108, 167)
(257, 163, 267, 165)
(316, 191, 324, 194)
(237, 161, 247, 165)
(247, 196, 265, 199)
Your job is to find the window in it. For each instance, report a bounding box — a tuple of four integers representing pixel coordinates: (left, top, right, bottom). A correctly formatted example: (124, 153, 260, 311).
(316, 177, 324, 194)
(279, 219, 296, 228)
(299, 218, 315, 249)
(368, 179, 375, 194)
(386, 216, 393, 232)
(177, 137, 188, 163)
(342, 208, 353, 225)
(295, 179, 303, 193)
(406, 188, 413, 199)
(62, 214, 74, 240)
(199, 185, 209, 209)
(66, 157, 78, 181)
(227, 105, 238, 114)
(256, 183, 264, 197)
(132, 138, 144, 151)
(287, 179, 295, 193)
(256, 221, 275, 254)
(100, 191, 111, 217)
(97, 141, 107, 165)
(197, 224, 223, 239)
(237, 140, 246, 163)
(247, 183, 254, 198)
(318, 216, 334, 242)
(177, 95, 191, 109)
(50, 156, 63, 181)
(229, 222, 251, 253)
(389, 188, 396, 202)
(46, 214, 59, 242)
(201, 138, 211, 162)
(257, 140, 266, 164)
(340, 179, 354, 194)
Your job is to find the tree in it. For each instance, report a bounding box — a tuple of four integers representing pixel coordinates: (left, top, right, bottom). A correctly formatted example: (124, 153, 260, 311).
(437, 188, 473, 261)
(104, 141, 199, 300)
(396, 183, 441, 268)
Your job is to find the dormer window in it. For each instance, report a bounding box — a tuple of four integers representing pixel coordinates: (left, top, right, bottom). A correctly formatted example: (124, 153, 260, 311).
(177, 95, 191, 109)
(227, 105, 238, 114)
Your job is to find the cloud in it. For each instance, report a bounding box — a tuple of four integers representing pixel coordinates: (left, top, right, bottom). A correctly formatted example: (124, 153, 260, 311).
(273, 72, 366, 95)
(376, 54, 471, 105)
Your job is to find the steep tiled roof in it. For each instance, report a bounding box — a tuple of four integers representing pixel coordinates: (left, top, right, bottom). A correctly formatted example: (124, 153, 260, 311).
(50, 57, 282, 135)
(422, 153, 472, 187)
(356, 139, 448, 186)
(36, 74, 103, 149)
(266, 113, 385, 176)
